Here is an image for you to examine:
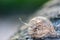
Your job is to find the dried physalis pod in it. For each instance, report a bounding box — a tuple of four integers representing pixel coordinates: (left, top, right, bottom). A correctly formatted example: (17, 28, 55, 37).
(28, 16, 57, 38)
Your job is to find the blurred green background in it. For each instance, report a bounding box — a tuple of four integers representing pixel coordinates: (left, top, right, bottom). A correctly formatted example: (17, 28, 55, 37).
(0, 0, 49, 20)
